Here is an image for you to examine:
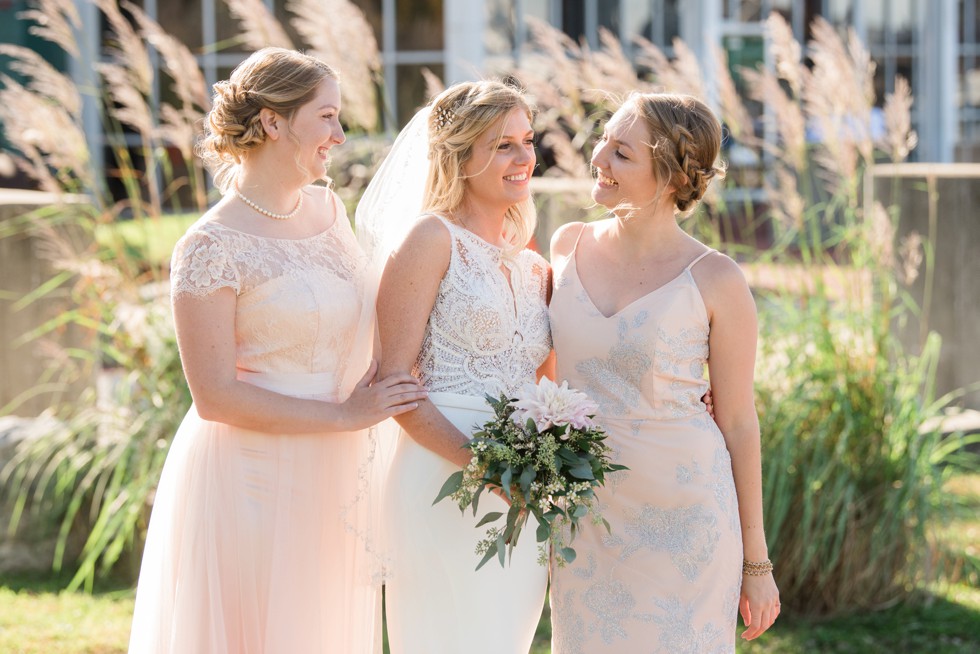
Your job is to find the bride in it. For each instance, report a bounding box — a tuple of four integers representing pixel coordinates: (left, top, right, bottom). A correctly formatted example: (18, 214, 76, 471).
(360, 80, 552, 653)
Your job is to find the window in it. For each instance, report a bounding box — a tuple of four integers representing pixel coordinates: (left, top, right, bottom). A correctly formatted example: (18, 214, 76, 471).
(958, 0, 980, 157)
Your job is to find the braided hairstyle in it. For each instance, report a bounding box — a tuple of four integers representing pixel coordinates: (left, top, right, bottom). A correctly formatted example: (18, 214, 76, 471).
(626, 93, 727, 216)
(423, 80, 537, 253)
(198, 47, 338, 191)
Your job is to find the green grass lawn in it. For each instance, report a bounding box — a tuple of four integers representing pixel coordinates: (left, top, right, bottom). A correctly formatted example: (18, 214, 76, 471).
(3, 475, 979, 653)
(94, 213, 199, 268)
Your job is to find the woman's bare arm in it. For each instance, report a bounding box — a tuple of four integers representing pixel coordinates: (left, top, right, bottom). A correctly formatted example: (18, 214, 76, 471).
(174, 288, 426, 433)
(376, 216, 473, 468)
(695, 254, 780, 640)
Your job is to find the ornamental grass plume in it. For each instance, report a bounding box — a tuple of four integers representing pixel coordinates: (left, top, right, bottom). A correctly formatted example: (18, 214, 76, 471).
(222, 0, 294, 50)
(742, 65, 807, 171)
(879, 76, 918, 163)
(762, 167, 806, 232)
(0, 44, 81, 116)
(589, 28, 644, 98)
(766, 11, 804, 96)
(0, 73, 91, 191)
(0, 17, 87, 192)
(711, 44, 755, 144)
(287, 0, 381, 132)
(421, 66, 446, 101)
(127, 2, 211, 112)
(802, 16, 875, 198)
(18, 0, 80, 58)
(126, 1, 210, 207)
(633, 36, 705, 99)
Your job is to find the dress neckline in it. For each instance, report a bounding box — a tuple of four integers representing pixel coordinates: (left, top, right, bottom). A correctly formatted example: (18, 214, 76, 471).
(435, 215, 506, 256)
(203, 214, 339, 242)
(567, 224, 715, 320)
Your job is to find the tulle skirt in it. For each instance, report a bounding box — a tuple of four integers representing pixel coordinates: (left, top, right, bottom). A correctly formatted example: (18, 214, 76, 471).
(128, 371, 380, 654)
(383, 392, 548, 654)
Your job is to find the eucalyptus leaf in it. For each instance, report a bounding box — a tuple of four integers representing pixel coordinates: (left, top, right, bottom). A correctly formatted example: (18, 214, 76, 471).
(560, 547, 577, 564)
(568, 463, 595, 480)
(476, 541, 499, 571)
(519, 465, 535, 494)
(475, 511, 504, 528)
(500, 466, 514, 498)
(433, 470, 464, 505)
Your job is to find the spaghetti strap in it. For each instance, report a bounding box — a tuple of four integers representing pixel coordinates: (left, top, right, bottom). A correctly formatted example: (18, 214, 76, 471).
(570, 222, 589, 256)
(684, 248, 717, 272)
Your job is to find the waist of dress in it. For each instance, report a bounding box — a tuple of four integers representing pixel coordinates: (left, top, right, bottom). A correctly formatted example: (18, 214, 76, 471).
(426, 391, 496, 414)
(597, 408, 711, 423)
(236, 369, 341, 402)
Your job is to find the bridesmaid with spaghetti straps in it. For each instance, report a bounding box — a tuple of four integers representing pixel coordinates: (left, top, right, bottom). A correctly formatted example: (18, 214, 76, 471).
(548, 93, 780, 653)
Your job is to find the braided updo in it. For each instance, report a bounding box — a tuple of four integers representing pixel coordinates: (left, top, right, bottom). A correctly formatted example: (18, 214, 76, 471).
(423, 80, 537, 253)
(198, 47, 337, 191)
(626, 93, 726, 216)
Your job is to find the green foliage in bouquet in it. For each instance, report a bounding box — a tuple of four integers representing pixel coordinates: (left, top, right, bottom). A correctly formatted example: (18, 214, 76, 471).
(435, 382, 626, 571)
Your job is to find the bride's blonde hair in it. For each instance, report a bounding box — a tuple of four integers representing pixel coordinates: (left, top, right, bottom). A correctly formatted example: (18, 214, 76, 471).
(423, 80, 536, 252)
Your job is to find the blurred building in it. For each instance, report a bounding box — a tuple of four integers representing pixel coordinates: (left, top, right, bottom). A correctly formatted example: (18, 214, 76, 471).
(1, 0, 977, 163)
(64, 0, 970, 161)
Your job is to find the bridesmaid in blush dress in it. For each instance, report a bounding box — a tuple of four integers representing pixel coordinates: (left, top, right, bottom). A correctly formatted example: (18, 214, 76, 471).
(373, 81, 551, 654)
(548, 93, 780, 653)
(128, 48, 426, 654)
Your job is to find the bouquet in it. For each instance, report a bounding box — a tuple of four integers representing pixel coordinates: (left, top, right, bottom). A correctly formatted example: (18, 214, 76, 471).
(434, 377, 626, 570)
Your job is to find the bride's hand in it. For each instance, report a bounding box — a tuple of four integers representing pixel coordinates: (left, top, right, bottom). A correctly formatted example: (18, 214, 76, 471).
(340, 360, 427, 430)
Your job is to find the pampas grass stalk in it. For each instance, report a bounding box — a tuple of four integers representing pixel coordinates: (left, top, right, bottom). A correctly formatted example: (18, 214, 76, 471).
(286, 0, 381, 132)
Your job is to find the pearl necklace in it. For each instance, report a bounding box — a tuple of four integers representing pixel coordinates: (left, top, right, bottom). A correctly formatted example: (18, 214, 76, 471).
(234, 185, 303, 221)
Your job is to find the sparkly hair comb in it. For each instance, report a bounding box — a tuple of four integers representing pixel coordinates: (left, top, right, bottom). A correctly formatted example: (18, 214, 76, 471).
(433, 105, 457, 131)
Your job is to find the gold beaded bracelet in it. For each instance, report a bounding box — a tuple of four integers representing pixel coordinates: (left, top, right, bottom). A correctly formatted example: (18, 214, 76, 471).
(742, 558, 774, 576)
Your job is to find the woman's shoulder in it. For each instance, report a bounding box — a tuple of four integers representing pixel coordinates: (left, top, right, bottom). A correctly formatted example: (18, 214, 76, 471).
(386, 214, 452, 269)
(549, 219, 614, 260)
(175, 207, 235, 250)
(692, 249, 746, 286)
(690, 249, 753, 315)
(406, 213, 453, 244)
(549, 221, 586, 259)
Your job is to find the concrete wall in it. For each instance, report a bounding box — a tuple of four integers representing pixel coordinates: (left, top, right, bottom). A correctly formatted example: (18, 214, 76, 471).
(868, 164, 980, 411)
(0, 190, 92, 417)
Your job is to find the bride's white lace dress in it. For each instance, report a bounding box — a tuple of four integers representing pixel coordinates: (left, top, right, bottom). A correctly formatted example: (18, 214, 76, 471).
(129, 190, 381, 654)
(383, 216, 551, 654)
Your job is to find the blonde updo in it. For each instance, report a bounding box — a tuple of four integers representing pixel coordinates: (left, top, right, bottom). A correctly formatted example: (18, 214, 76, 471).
(625, 93, 727, 216)
(423, 80, 536, 252)
(198, 47, 338, 191)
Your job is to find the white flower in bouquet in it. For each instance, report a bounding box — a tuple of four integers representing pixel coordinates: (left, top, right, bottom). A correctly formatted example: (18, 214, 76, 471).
(510, 378, 599, 433)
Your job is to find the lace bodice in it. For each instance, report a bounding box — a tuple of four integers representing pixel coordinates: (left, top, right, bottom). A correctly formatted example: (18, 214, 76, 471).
(169, 192, 371, 397)
(413, 217, 552, 398)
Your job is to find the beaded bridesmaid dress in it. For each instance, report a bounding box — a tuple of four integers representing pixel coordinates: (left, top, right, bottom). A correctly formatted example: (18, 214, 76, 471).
(129, 190, 382, 654)
(549, 224, 742, 654)
(383, 216, 551, 654)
